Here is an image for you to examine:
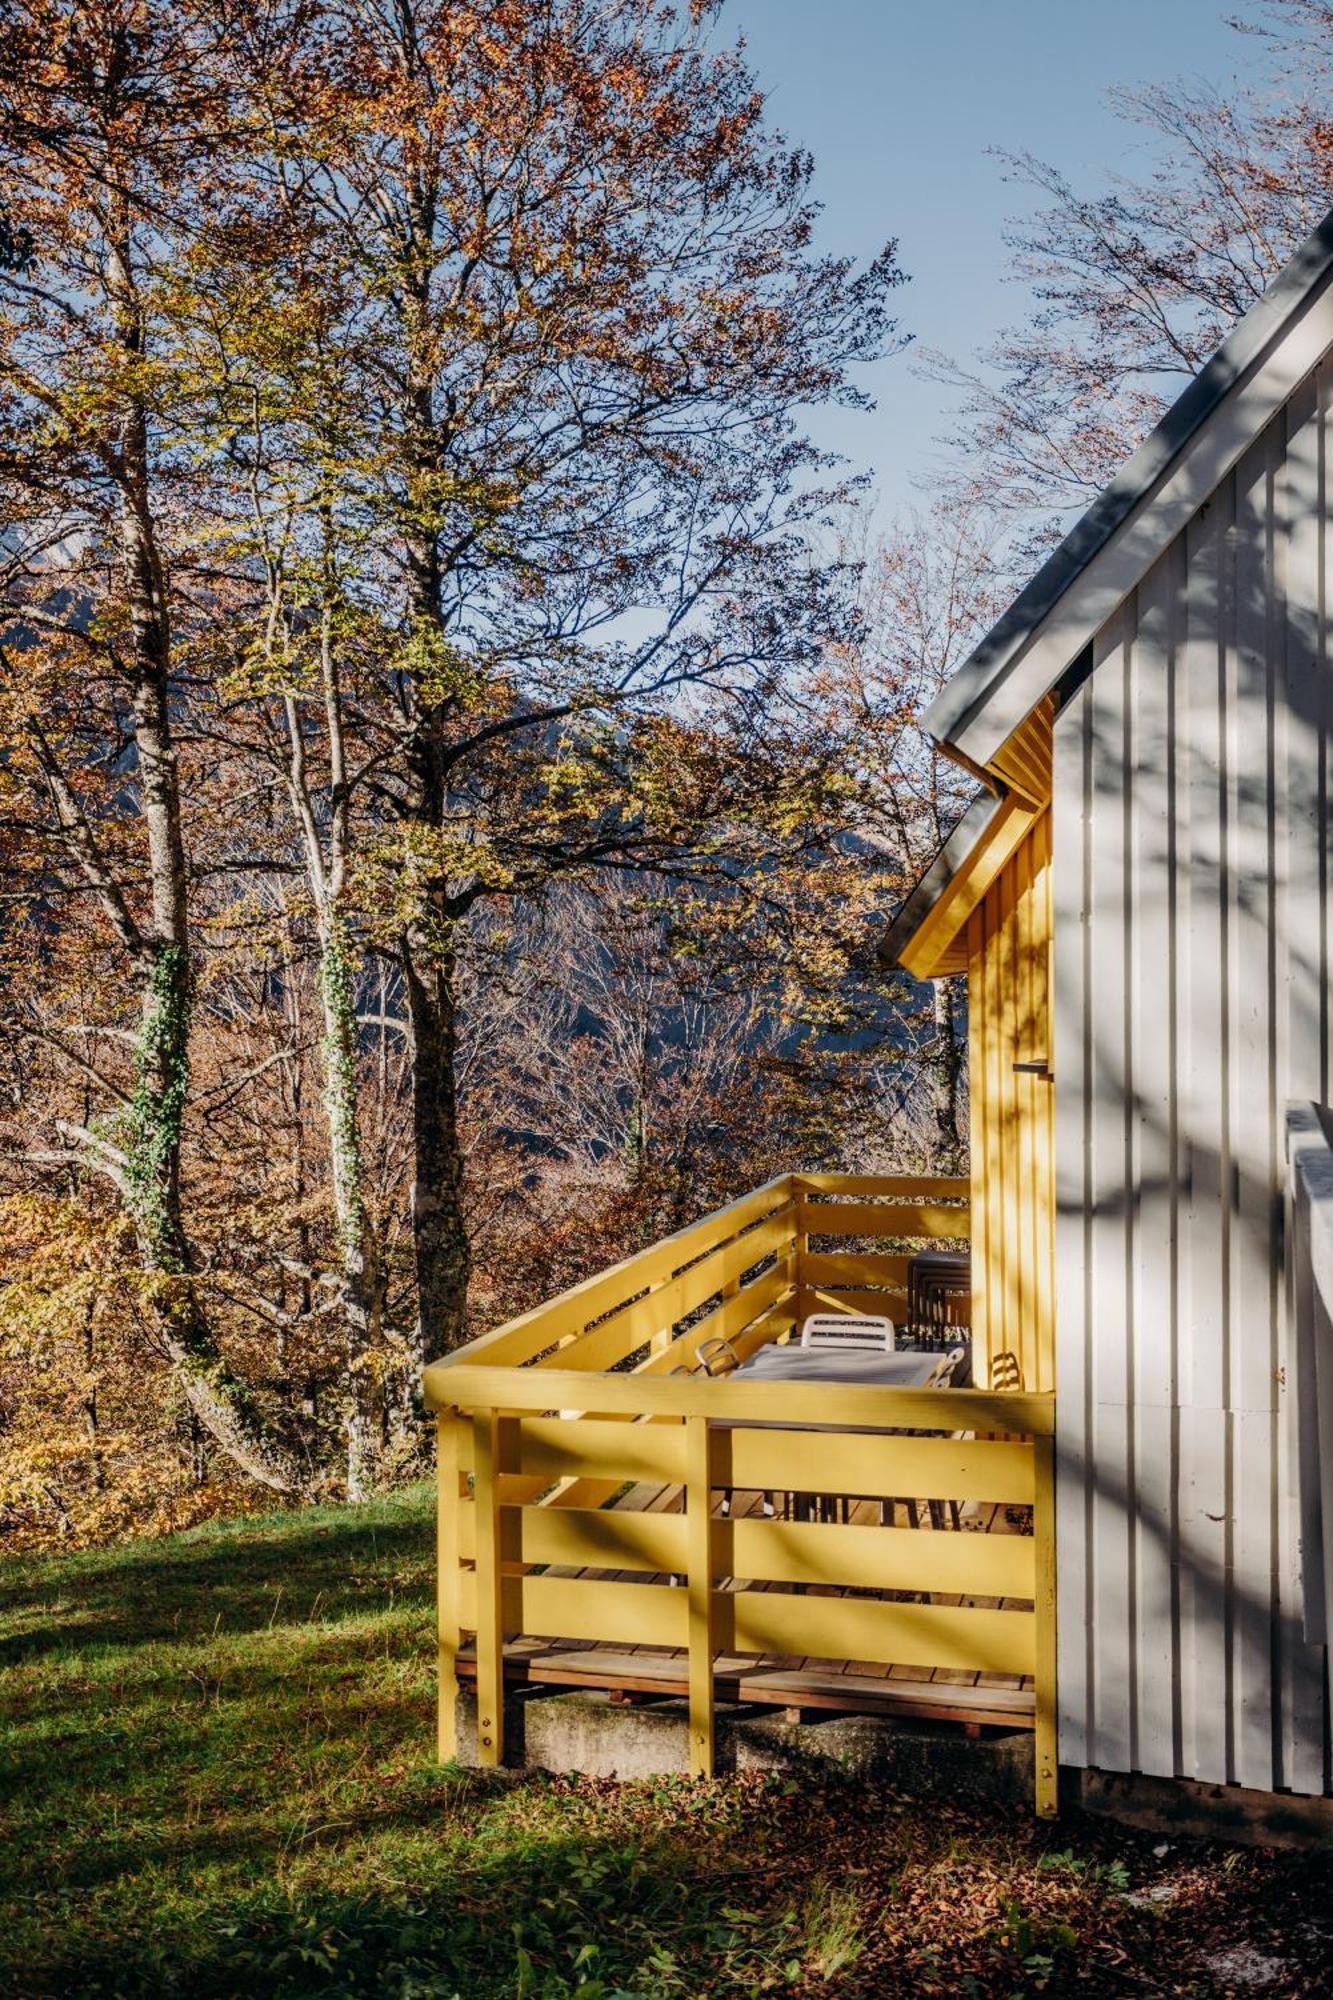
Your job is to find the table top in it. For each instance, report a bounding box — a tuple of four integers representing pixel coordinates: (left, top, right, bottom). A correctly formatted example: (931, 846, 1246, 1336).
(730, 1345, 941, 1388)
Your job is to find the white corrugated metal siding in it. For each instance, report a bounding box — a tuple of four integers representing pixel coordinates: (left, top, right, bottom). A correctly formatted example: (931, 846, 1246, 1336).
(1052, 365, 1332, 1793)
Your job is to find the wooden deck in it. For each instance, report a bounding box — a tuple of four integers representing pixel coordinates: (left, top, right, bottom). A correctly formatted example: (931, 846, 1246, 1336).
(456, 1481, 1035, 1732)
(428, 1173, 1058, 1808)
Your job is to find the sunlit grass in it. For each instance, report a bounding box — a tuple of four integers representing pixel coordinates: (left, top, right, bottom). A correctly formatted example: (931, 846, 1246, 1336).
(799, 1877, 867, 1979)
(1, 1486, 1326, 1997)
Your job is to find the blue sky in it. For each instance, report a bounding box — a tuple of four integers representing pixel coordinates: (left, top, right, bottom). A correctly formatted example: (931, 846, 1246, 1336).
(724, 0, 1261, 520)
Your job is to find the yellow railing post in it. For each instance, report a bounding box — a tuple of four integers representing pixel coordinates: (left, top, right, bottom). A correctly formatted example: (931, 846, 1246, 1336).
(473, 1408, 507, 1768)
(685, 1415, 715, 1777)
(792, 1173, 809, 1324)
(436, 1411, 462, 1762)
(1032, 1430, 1059, 1816)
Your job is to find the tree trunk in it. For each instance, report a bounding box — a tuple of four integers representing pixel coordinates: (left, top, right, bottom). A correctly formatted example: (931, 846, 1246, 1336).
(930, 974, 967, 1176)
(391, 182, 474, 1371)
(317, 914, 382, 1498)
(107, 201, 306, 1496)
(123, 943, 307, 1491)
(80, 1293, 103, 1495)
(402, 925, 471, 1364)
(277, 564, 386, 1495)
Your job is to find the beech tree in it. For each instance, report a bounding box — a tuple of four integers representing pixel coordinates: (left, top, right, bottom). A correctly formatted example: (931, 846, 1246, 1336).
(0, 1, 307, 1491)
(214, 0, 905, 1361)
(1, 0, 919, 1535)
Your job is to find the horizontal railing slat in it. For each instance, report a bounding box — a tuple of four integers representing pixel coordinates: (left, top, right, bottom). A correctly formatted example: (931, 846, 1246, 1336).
(438, 1174, 796, 1371)
(506, 1574, 687, 1649)
(720, 1592, 1034, 1676)
(426, 1365, 1054, 1437)
(798, 1284, 912, 1322)
(796, 1173, 972, 1199)
(801, 1201, 970, 1240)
(800, 1252, 913, 1288)
(723, 1514, 1033, 1596)
(456, 1495, 1035, 1597)
(455, 1573, 1033, 1675)
(517, 1506, 686, 1573)
(474, 1504, 1035, 1598)
(508, 1417, 686, 1487)
(717, 1430, 1035, 1504)
(546, 1209, 795, 1374)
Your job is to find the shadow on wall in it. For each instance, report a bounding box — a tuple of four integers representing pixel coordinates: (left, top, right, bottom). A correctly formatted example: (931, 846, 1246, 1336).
(1047, 407, 1332, 1791)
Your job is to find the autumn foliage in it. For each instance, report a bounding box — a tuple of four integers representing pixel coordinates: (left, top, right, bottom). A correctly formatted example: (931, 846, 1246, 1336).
(0, 0, 959, 1546)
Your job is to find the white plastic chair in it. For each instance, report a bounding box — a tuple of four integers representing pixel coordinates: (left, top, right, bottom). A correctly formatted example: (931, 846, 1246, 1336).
(924, 1345, 967, 1389)
(798, 1312, 895, 1352)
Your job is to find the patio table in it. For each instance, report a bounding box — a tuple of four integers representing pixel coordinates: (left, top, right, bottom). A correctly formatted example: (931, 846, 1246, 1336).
(729, 1345, 939, 1388)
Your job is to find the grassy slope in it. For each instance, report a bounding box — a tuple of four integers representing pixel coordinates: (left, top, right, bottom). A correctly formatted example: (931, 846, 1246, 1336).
(1, 1487, 1330, 2000)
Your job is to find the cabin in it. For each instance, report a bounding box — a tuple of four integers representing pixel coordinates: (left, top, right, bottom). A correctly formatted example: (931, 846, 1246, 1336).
(425, 205, 1333, 1820)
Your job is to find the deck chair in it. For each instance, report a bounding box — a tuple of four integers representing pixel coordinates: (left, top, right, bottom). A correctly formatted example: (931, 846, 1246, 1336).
(667, 1336, 738, 1383)
(799, 1312, 895, 1351)
(925, 1345, 967, 1389)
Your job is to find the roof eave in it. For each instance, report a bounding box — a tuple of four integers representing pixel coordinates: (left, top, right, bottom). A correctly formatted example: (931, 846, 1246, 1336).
(880, 787, 1038, 980)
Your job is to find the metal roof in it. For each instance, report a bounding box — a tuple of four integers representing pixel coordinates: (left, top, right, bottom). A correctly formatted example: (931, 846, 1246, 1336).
(923, 202, 1333, 753)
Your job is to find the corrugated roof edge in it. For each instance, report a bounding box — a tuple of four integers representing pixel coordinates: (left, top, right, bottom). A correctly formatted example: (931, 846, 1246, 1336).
(923, 202, 1333, 752)
(878, 786, 1004, 971)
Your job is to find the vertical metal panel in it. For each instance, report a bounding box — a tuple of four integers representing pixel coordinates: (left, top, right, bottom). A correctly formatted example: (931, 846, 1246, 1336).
(1052, 363, 1333, 1794)
(1129, 543, 1181, 1778)
(1179, 477, 1232, 1786)
(1279, 375, 1333, 1792)
(1230, 425, 1281, 1792)
(1086, 613, 1135, 1773)
(1053, 690, 1093, 1769)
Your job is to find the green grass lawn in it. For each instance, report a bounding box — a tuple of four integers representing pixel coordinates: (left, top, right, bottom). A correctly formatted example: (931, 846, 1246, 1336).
(1, 1486, 1330, 1998)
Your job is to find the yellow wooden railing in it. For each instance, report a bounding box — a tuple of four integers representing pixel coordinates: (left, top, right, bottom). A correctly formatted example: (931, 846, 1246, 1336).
(423, 1174, 1058, 1815)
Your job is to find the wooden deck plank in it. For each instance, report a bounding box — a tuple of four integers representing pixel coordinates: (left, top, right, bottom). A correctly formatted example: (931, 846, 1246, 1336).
(454, 1646, 1034, 1727)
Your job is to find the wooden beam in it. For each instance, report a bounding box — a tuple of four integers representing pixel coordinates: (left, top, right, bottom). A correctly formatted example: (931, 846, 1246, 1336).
(426, 1362, 1057, 1439)
(896, 797, 1041, 981)
(455, 1649, 1037, 1730)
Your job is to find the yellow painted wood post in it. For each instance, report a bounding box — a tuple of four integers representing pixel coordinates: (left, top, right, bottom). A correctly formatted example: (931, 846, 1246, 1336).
(685, 1415, 715, 1776)
(472, 1408, 506, 1768)
(792, 1175, 809, 1330)
(650, 1275, 676, 1358)
(436, 1411, 462, 1762)
(1033, 1431, 1059, 1816)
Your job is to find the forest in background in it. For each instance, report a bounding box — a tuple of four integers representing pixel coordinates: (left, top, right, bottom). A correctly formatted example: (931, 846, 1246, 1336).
(2, 0, 1331, 1549)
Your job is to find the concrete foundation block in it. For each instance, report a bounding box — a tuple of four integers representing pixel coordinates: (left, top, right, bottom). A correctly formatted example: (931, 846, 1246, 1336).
(455, 1687, 1034, 1807)
(451, 1691, 1333, 1842)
